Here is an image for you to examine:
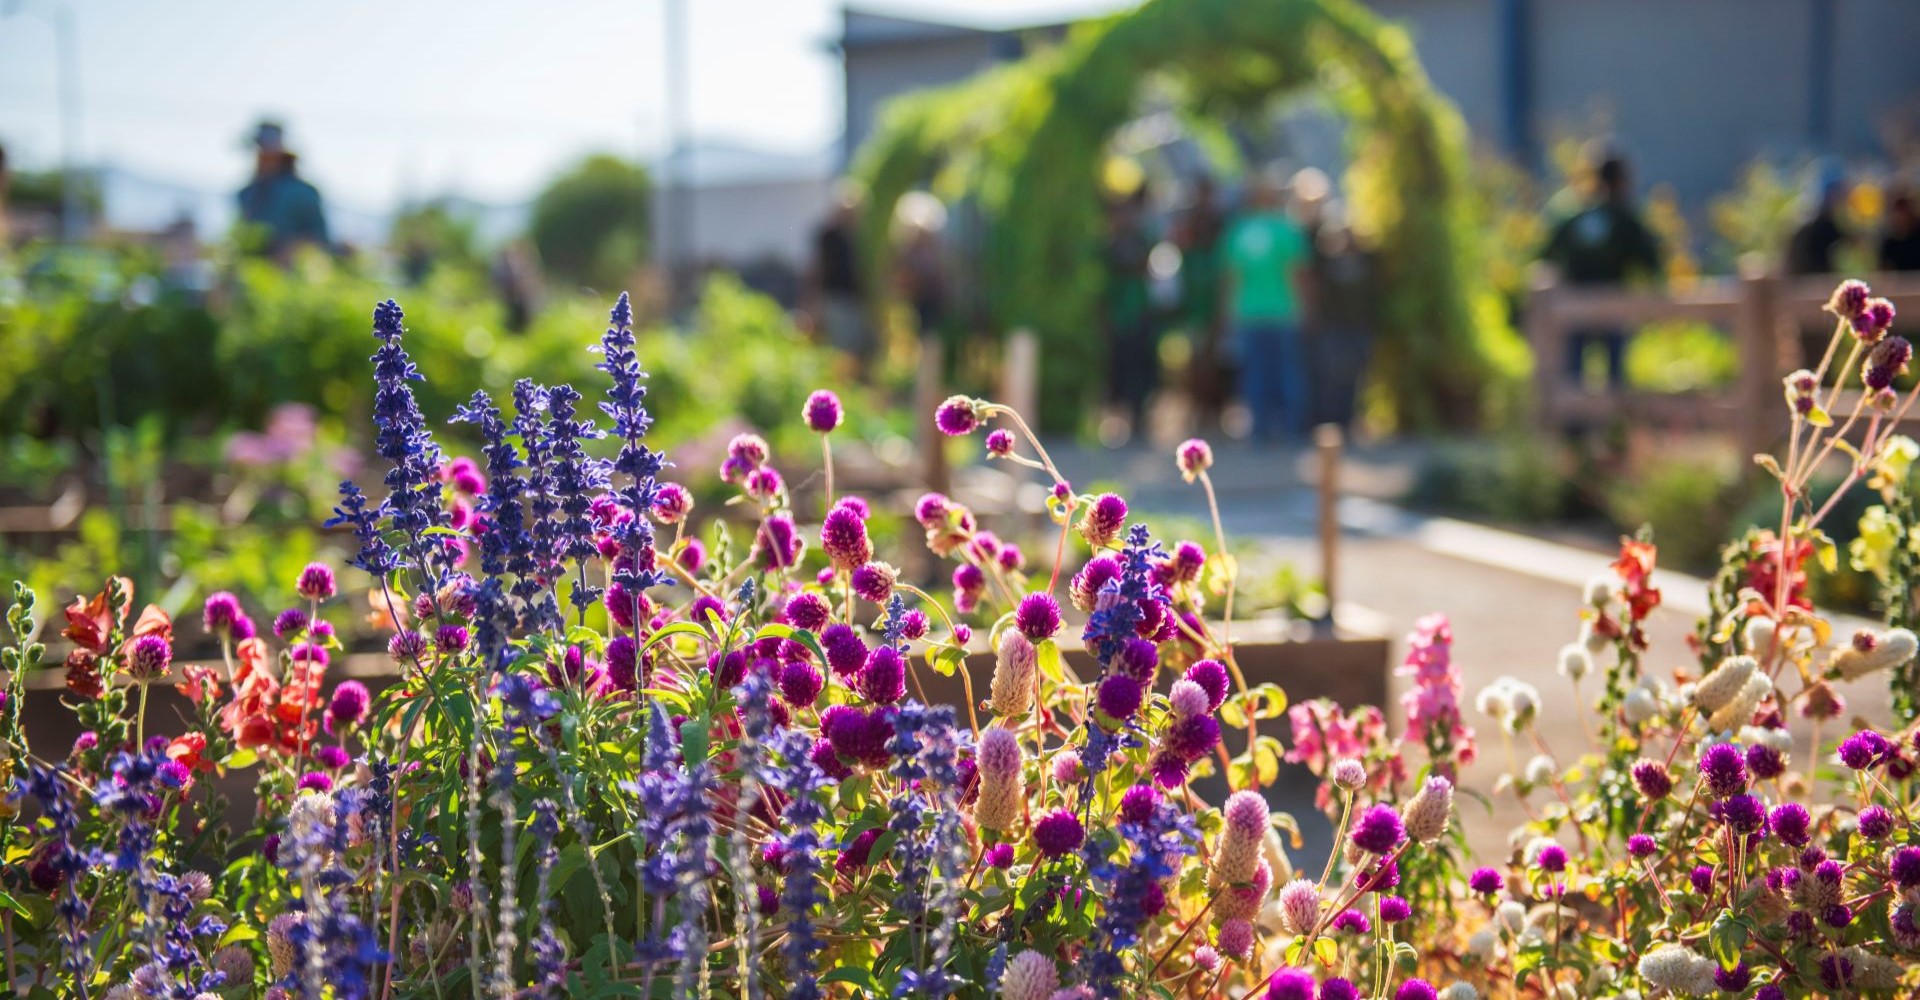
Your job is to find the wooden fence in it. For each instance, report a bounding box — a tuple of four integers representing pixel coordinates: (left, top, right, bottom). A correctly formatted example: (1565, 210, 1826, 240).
(1526, 267, 1920, 459)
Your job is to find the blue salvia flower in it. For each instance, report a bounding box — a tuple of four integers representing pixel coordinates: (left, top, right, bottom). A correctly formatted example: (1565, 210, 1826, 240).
(511, 379, 564, 634)
(1078, 523, 1165, 776)
(488, 747, 523, 994)
(450, 389, 533, 668)
(592, 292, 670, 593)
(886, 703, 966, 998)
(19, 763, 92, 995)
(497, 672, 559, 732)
(625, 703, 684, 977)
(730, 671, 781, 1000)
(367, 300, 451, 577)
(325, 481, 399, 577)
(1077, 786, 1200, 999)
(669, 729, 715, 997)
(765, 726, 833, 1000)
(94, 748, 175, 977)
(528, 799, 567, 997)
(535, 383, 608, 619)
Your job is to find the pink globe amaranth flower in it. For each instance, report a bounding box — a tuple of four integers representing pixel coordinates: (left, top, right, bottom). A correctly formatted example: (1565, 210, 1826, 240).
(1176, 437, 1213, 480)
(296, 562, 337, 602)
(974, 726, 1024, 831)
(328, 681, 371, 732)
(803, 389, 843, 433)
(1078, 493, 1128, 548)
(126, 633, 173, 679)
(1214, 917, 1255, 960)
(1330, 758, 1367, 791)
(1276, 878, 1319, 934)
(650, 482, 693, 525)
(1215, 857, 1273, 922)
(1185, 659, 1230, 710)
(899, 609, 929, 640)
(604, 582, 652, 632)
(984, 427, 1015, 457)
(1069, 555, 1122, 611)
(1262, 967, 1314, 1000)
(1168, 540, 1207, 583)
(203, 592, 244, 637)
(1191, 945, 1221, 973)
(1402, 775, 1454, 843)
(779, 658, 824, 708)
(999, 950, 1060, 1000)
(726, 432, 770, 466)
(820, 505, 872, 571)
(1165, 713, 1221, 763)
(1032, 809, 1084, 857)
(1016, 592, 1062, 642)
(856, 646, 907, 705)
(1211, 790, 1269, 885)
(851, 562, 896, 604)
(784, 592, 831, 632)
(1168, 679, 1209, 719)
(934, 395, 980, 435)
(989, 629, 1037, 716)
(952, 624, 972, 645)
(1094, 674, 1143, 722)
(998, 543, 1026, 572)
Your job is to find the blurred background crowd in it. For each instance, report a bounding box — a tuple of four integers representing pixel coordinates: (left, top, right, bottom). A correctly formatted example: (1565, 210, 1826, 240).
(5, 0, 1920, 627)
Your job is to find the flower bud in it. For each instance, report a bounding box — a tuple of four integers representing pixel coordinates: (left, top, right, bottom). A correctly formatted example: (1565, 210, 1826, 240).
(1276, 878, 1320, 935)
(1832, 627, 1918, 680)
(1210, 791, 1269, 886)
(1693, 655, 1756, 713)
(1403, 775, 1454, 844)
(999, 950, 1060, 1000)
(989, 630, 1037, 717)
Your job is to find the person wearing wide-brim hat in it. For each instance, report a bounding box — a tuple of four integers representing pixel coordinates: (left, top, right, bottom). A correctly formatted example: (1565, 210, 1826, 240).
(237, 118, 331, 260)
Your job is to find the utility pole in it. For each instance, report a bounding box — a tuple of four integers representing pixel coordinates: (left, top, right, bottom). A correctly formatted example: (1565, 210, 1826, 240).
(663, 0, 693, 310)
(4, 0, 88, 241)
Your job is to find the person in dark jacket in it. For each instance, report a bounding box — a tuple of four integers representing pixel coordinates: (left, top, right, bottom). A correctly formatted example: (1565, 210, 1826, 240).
(237, 120, 330, 262)
(1540, 154, 1662, 389)
(1881, 188, 1920, 273)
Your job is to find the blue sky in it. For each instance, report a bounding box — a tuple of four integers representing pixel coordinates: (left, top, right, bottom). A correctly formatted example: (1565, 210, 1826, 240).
(0, 0, 1128, 212)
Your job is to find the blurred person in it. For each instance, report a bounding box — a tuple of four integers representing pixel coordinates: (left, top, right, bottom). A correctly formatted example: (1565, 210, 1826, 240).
(808, 184, 873, 370)
(236, 120, 331, 261)
(491, 238, 544, 333)
(1306, 207, 1377, 428)
(1174, 174, 1229, 427)
(1785, 163, 1853, 276)
(1102, 184, 1157, 439)
(893, 192, 949, 338)
(1880, 187, 1920, 272)
(1540, 153, 1662, 389)
(1224, 167, 1313, 442)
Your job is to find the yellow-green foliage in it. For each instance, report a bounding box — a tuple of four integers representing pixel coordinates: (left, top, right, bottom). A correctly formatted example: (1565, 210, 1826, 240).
(853, 0, 1526, 431)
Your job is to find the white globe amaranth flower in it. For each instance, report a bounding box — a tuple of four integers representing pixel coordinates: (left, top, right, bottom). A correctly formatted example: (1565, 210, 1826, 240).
(1692, 655, 1757, 713)
(1524, 754, 1557, 788)
(1583, 575, 1615, 606)
(1439, 984, 1479, 1000)
(1476, 676, 1540, 732)
(1579, 619, 1610, 654)
(1708, 671, 1772, 731)
(1556, 643, 1593, 682)
(1464, 928, 1497, 965)
(1636, 944, 1715, 996)
(1330, 757, 1367, 791)
(1622, 685, 1660, 725)
(1742, 615, 1777, 655)
(1832, 627, 1920, 680)
(1495, 900, 1527, 935)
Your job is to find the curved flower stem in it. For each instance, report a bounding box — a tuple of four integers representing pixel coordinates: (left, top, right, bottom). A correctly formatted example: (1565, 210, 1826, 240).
(983, 405, 1065, 487)
(1148, 896, 1215, 980)
(1046, 499, 1075, 595)
(821, 434, 834, 515)
(1318, 792, 1355, 890)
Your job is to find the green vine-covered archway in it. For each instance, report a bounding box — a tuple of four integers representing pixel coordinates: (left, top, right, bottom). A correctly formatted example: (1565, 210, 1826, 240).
(854, 0, 1527, 431)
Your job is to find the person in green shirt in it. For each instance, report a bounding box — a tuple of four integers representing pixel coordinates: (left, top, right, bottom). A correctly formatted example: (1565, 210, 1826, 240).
(1224, 172, 1313, 440)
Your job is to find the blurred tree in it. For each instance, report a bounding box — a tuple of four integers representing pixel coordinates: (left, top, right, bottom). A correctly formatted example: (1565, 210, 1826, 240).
(528, 154, 651, 291)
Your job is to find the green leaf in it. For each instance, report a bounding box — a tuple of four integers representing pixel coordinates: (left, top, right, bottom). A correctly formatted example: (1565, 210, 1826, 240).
(1036, 638, 1065, 684)
(1709, 910, 1747, 971)
(638, 620, 709, 655)
(1807, 405, 1833, 427)
(926, 645, 966, 678)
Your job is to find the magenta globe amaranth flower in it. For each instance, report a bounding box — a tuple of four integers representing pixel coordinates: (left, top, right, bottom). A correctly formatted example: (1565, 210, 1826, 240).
(1769, 803, 1811, 846)
(1745, 741, 1785, 780)
(314, 745, 350, 770)
(388, 629, 429, 663)
(1318, 980, 1360, 1000)
(1857, 804, 1894, 839)
(1893, 845, 1920, 887)
(1468, 867, 1504, 894)
(1032, 808, 1085, 858)
(272, 607, 309, 639)
(1394, 980, 1438, 1000)
(898, 609, 929, 640)
(783, 592, 831, 633)
(434, 623, 470, 654)
(1185, 659, 1229, 709)
(295, 562, 337, 602)
(1094, 674, 1143, 722)
(1626, 833, 1656, 858)
(202, 591, 244, 637)
(1263, 967, 1315, 1000)
(820, 623, 867, 678)
(984, 842, 1015, 869)
(1079, 493, 1129, 548)
(802, 389, 843, 433)
(984, 428, 1015, 457)
(1698, 742, 1748, 797)
(1722, 793, 1766, 835)
(1838, 729, 1889, 769)
(126, 634, 173, 679)
(1378, 895, 1412, 923)
(328, 680, 371, 732)
(855, 646, 906, 705)
(1630, 758, 1673, 800)
(1119, 783, 1161, 825)
(850, 563, 895, 604)
(1015, 592, 1061, 642)
(1350, 804, 1405, 855)
(1534, 842, 1568, 874)
(934, 395, 980, 436)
